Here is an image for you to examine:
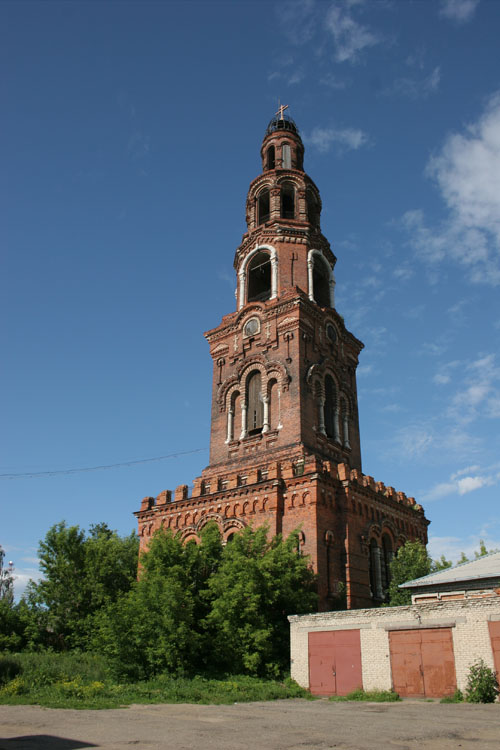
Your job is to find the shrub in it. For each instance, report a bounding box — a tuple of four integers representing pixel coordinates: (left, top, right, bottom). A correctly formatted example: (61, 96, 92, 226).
(329, 688, 400, 702)
(465, 660, 499, 704)
(440, 688, 464, 703)
(0, 656, 22, 686)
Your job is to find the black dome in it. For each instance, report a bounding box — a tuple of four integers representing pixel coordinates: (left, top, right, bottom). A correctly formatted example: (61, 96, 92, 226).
(265, 114, 299, 136)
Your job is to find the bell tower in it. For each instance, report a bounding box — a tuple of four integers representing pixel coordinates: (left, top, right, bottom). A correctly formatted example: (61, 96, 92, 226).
(135, 108, 429, 611)
(206, 107, 363, 473)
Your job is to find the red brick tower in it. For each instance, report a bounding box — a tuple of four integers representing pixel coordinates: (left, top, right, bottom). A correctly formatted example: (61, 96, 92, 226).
(135, 108, 429, 610)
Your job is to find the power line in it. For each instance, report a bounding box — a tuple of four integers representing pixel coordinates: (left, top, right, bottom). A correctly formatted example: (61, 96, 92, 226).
(0, 448, 207, 480)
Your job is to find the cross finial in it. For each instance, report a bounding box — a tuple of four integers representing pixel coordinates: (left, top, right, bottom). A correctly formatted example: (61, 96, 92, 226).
(275, 102, 289, 120)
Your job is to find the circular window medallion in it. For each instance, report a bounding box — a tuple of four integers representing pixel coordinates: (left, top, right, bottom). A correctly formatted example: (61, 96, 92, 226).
(326, 323, 337, 344)
(244, 317, 260, 337)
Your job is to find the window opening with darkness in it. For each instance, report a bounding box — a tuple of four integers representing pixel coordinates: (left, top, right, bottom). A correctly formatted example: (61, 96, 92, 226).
(313, 256, 330, 307)
(247, 251, 271, 302)
(281, 183, 295, 219)
(306, 190, 319, 227)
(257, 189, 270, 225)
(266, 146, 275, 170)
(381, 534, 393, 593)
(282, 143, 291, 169)
(324, 374, 336, 439)
(247, 370, 263, 435)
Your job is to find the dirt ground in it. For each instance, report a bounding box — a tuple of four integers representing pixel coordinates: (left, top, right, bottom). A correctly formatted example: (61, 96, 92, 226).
(1, 699, 500, 750)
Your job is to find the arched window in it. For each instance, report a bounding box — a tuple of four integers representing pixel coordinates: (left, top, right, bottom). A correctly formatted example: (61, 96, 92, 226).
(257, 189, 270, 225)
(282, 143, 291, 169)
(324, 375, 337, 440)
(247, 251, 271, 302)
(313, 255, 331, 307)
(227, 390, 241, 443)
(369, 539, 379, 599)
(266, 146, 275, 170)
(247, 370, 263, 435)
(306, 190, 319, 226)
(381, 534, 393, 593)
(280, 183, 295, 219)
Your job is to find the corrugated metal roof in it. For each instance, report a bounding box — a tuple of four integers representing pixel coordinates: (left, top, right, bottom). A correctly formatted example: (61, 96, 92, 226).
(399, 550, 500, 589)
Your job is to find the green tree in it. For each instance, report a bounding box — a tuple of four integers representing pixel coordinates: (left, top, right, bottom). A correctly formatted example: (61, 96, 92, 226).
(0, 546, 14, 604)
(205, 525, 317, 677)
(387, 541, 434, 606)
(26, 521, 139, 650)
(93, 527, 217, 678)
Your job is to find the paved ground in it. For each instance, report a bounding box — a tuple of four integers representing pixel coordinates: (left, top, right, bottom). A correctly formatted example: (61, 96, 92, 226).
(1, 699, 500, 750)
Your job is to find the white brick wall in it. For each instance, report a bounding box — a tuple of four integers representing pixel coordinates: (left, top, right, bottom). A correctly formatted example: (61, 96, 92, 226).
(289, 598, 500, 693)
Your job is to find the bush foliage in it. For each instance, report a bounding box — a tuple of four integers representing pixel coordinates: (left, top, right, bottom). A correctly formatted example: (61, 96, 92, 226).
(465, 660, 499, 704)
(3, 521, 317, 683)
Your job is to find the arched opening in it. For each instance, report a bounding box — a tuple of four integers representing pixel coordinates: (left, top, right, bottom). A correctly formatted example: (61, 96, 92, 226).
(269, 378, 279, 430)
(257, 189, 270, 225)
(247, 370, 263, 435)
(381, 534, 393, 594)
(266, 146, 275, 170)
(324, 375, 337, 440)
(247, 251, 271, 302)
(282, 143, 291, 169)
(313, 255, 331, 307)
(231, 390, 241, 442)
(306, 190, 320, 226)
(280, 182, 295, 219)
(369, 539, 379, 600)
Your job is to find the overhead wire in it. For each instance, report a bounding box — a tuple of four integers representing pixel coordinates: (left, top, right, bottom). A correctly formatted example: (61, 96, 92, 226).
(0, 447, 207, 480)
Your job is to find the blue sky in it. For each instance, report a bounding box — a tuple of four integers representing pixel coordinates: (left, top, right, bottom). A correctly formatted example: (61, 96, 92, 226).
(2, 0, 500, 597)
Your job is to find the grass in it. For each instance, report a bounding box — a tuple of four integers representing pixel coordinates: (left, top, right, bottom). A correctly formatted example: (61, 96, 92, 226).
(0, 653, 311, 709)
(329, 687, 400, 702)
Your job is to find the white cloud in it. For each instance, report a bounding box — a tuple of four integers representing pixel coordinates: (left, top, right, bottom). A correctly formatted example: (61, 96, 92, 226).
(403, 93, 500, 285)
(439, 0, 480, 24)
(319, 72, 348, 90)
(325, 2, 381, 63)
(387, 66, 441, 100)
(422, 467, 497, 502)
(356, 364, 373, 377)
(127, 132, 150, 160)
(306, 125, 368, 153)
(428, 532, 500, 564)
(433, 373, 451, 385)
(448, 353, 500, 423)
(276, 0, 317, 46)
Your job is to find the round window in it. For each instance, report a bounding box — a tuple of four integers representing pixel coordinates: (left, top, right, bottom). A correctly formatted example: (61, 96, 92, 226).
(326, 323, 337, 344)
(244, 317, 260, 337)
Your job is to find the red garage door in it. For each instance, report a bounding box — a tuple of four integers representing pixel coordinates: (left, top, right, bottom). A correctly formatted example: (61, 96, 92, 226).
(308, 629, 362, 696)
(488, 621, 500, 678)
(389, 628, 457, 698)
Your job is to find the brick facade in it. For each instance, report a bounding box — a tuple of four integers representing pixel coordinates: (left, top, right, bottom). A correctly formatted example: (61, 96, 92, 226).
(134, 110, 429, 610)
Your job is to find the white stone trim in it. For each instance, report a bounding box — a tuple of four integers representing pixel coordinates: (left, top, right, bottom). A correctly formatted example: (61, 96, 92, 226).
(238, 244, 277, 310)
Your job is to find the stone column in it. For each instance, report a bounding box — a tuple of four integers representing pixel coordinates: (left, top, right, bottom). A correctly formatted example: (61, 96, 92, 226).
(238, 270, 246, 310)
(334, 406, 341, 443)
(226, 409, 234, 443)
(318, 397, 326, 435)
(239, 400, 248, 440)
(262, 395, 270, 433)
(343, 413, 351, 449)
(307, 257, 314, 302)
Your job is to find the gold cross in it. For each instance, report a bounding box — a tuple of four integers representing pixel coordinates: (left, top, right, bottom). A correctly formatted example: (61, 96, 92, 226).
(275, 102, 289, 120)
